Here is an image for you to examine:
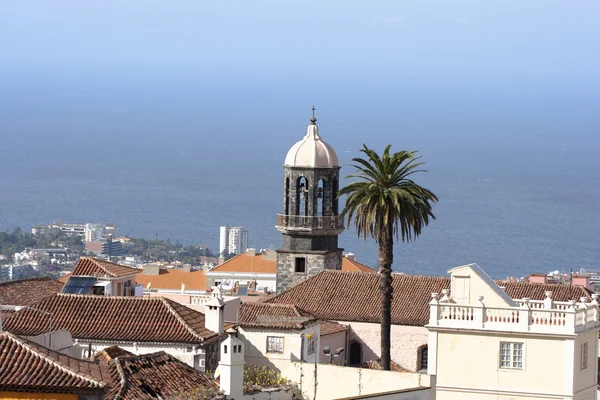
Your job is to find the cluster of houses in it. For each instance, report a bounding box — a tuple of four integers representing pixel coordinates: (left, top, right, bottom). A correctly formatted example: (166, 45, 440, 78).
(0, 255, 598, 399)
(1, 116, 598, 399)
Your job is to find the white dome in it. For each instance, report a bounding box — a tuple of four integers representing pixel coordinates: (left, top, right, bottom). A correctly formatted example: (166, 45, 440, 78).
(284, 122, 339, 168)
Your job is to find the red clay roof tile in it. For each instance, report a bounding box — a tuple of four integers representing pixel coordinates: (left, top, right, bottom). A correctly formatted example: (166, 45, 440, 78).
(107, 351, 218, 400)
(266, 271, 594, 326)
(239, 302, 316, 329)
(0, 332, 111, 395)
(3, 294, 219, 344)
(0, 277, 63, 307)
(72, 257, 139, 278)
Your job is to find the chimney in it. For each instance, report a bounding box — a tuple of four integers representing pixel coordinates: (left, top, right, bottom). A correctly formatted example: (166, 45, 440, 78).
(182, 264, 191, 273)
(143, 264, 160, 276)
(345, 253, 355, 261)
(205, 288, 225, 334)
(263, 250, 277, 261)
(218, 256, 225, 266)
(202, 264, 211, 275)
(219, 328, 245, 399)
(246, 248, 256, 257)
(572, 275, 594, 292)
(528, 274, 547, 284)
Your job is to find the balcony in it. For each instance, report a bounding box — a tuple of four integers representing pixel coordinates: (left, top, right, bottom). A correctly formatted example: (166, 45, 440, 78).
(275, 214, 344, 231)
(428, 291, 600, 335)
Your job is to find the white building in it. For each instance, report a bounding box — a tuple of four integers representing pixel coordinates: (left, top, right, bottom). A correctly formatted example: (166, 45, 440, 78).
(84, 223, 103, 242)
(219, 226, 248, 256)
(427, 263, 600, 400)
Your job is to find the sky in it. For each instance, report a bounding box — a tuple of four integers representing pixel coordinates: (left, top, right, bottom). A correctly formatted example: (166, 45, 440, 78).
(1, 1, 599, 85)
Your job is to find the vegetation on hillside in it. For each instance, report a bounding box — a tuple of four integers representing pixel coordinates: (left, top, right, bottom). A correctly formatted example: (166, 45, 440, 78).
(0, 227, 215, 266)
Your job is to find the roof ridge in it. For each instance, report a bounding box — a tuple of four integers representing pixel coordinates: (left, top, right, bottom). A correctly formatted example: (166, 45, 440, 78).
(5, 333, 106, 388)
(160, 298, 205, 342)
(112, 357, 129, 399)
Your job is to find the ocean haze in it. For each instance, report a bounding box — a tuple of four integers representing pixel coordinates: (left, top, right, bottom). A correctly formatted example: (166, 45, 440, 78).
(1, 0, 599, 279)
(1, 72, 599, 279)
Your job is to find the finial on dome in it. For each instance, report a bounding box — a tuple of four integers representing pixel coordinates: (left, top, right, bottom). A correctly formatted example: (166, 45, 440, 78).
(310, 105, 317, 125)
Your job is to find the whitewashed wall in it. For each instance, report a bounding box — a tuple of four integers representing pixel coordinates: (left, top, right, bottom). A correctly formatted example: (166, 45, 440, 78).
(269, 359, 433, 400)
(341, 321, 428, 371)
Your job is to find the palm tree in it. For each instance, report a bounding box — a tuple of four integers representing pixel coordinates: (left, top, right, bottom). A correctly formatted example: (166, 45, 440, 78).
(339, 144, 438, 371)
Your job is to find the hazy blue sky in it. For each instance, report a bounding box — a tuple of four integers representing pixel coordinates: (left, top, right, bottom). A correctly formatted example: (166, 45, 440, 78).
(2, 0, 599, 84)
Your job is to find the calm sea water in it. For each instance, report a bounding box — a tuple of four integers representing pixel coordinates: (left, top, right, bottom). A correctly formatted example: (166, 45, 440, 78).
(1, 73, 599, 279)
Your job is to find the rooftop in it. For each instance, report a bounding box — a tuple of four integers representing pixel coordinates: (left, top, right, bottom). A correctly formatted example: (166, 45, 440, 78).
(107, 351, 218, 400)
(239, 302, 316, 329)
(0, 332, 218, 399)
(210, 252, 374, 274)
(71, 256, 139, 278)
(0, 277, 63, 307)
(3, 294, 220, 344)
(0, 332, 111, 395)
(136, 268, 206, 292)
(266, 270, 594, 326)
(95, 345, 135, 361)
(210, 252, 276, 274)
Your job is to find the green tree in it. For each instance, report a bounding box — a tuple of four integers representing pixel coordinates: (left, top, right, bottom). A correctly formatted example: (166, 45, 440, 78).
(339, 145, 438, 370)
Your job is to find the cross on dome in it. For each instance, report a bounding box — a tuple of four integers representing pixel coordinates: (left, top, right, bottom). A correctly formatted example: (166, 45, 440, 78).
(283, 106, 339, 168)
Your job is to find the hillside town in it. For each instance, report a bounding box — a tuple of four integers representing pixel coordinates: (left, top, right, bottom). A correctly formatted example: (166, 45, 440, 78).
(1, 115, 599, 400)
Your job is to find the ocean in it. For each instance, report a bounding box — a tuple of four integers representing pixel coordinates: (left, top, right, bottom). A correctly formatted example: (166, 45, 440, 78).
(1, 71, 599, 279)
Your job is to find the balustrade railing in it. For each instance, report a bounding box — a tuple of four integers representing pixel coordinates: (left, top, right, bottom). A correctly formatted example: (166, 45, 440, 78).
(430, 298, 600, 334)
(275, 214, 344, 230)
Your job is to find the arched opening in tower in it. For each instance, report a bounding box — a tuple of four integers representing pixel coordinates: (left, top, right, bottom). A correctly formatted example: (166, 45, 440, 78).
(296, 176, 309, 217)
(317, 179, 324, 216)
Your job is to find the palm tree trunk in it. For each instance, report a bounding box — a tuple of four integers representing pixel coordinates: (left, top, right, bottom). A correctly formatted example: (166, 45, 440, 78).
(378, 220, 394, 370)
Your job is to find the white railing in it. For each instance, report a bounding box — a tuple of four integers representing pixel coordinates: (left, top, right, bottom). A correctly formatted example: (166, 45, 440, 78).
(429, 295, 600, 335)
(190, 295, 212, 306)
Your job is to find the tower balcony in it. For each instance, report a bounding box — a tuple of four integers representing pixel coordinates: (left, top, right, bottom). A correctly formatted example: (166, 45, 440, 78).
(275, 214, 344, 233)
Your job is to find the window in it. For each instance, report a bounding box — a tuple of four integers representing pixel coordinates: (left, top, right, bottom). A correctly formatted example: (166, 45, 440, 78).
(418, 346, 428, 372)
(295, 257, 306, 273)
(267, 336, 284, 353)
(500, 342, 524, 369)
(307, 335, 317, 355)
(581, 341, 588, 370)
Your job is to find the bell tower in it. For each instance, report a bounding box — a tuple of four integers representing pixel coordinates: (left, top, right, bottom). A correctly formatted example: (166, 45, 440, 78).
(275, 107, 344, 293)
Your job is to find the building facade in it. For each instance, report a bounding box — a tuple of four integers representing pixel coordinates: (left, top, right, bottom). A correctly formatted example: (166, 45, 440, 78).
(427, 264, 600, 400)
(219, 226, 249, 256)
(275, 108, 345, 293)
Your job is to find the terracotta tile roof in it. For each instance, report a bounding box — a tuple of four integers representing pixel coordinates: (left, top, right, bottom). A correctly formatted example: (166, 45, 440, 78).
(72, 257, 139, 278)
(58, 273, 71, 283)
(267, 271, 449, 326)
(267, 271, 596, 327)
(210, 253, 375, 275)
(239, 302, 316, 329)
(95, 346, 135, 361)
(496, 281, 593, 302)
(136, 269, 207, 292)
(3, 294, 220, 344)
(107, 351, 218, 400)
(319, 320, 348, 336)
(0, 332, 111, 395)
(0, 277, 63, 307)
(210, 253, 276, 274)
(341, 257, 376, 273)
